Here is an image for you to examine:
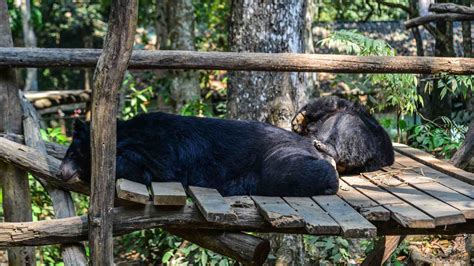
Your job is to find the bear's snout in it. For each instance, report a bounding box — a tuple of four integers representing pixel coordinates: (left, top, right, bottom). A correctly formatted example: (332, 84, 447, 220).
(59, 160, 81, 183)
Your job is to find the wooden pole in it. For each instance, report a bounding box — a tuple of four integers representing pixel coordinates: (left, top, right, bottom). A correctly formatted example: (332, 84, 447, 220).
(405, 13, 474, 29)
(0, 48, 474, 74)
(429, 3, 474, 15)
(0, 1, 35, 264)
(19, 91, 88, 265)
(89, 0, 138, 264)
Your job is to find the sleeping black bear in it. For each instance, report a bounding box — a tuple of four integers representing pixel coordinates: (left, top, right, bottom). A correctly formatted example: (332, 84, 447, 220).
(59, 112, 339, 196)
(291, 96, 394, 174)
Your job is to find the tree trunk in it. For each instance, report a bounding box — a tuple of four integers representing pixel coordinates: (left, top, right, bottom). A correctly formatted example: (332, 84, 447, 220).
(0, 1, 35, 264)
(450, 120, 474, 172)
(228, 0, 309, 129)
(228, 0, 309, 263)
(166, 0, 200, 112)
(16, 0, 38, 91)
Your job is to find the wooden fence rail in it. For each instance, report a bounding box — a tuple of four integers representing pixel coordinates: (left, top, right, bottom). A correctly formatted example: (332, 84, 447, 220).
(0, 48, 473, 74)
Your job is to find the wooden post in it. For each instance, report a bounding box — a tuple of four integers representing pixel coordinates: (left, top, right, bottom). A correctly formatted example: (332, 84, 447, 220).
(19, 92, 88, 265)
(89, 0, 138, 264)
(361, 236, 406, 266)
(0, 1, 35, 264)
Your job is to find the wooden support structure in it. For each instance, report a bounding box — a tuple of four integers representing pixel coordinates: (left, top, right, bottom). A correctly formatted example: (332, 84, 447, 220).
(19, 91, 88, 265)
(189, 186, 236, 222)
(0, 2, 35, 264)
(0, 48, 474, 74)
(88, 0, 138, 264)
(429, 3, 474, 15)
(361, 236, 406, 266)
(405, 12, 474, 29)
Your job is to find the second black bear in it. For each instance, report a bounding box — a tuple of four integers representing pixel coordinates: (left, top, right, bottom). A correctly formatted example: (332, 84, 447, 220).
(59, 112, 339, 196)
(291, 96, 394, 174)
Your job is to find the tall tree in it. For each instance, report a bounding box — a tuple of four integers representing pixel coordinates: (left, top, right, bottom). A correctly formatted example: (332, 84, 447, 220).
(16, 0, 38, 91)
(156, 0, 200, 112)
(227, 0, 310, 263)
(228, 0, 309, 129)
(0, 0, 35, 264)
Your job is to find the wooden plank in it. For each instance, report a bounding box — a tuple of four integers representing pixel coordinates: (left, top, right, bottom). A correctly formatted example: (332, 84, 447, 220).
(151, 182, 187, 206)
(393, 143, 474, 185)
(284, 197, 340, 234)
(188, 186, 236, 223)
(341, 176, 435, 228)
(337, 178, 390, 221)
(362, 171, 466, 226)
(116, 179, 150, 204)
(312, 195, 376, 238)
(395, 152, 474, 199)
(251, 196, 304, 228)
(387, 164, 474, 219)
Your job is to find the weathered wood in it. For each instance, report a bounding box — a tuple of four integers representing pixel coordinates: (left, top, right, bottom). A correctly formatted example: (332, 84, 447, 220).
(167, 229, 270, 266)
(116, 178, 150, 204)
(395, 152, 474, 199)
(361, 236, 406, 266)
(337, 178, 391, 221)
(151, 182, 187, 206)
(429, 3, 474, 15)
(25, 90, 90, 109)
(393, 143, 474, 185)
(251, 196, 305, 228)
(374, 219, 474, 236)
(405, 13, 474, 29)
(0, 137, 89, 194)
(0, 1, 35, 263)
(312, 195, 377, 238)
(19, 91, 88, 265)
(341, 175, 435, 228)
(388, 164, 474, 219)
(88, 1, 138, 264)
(362, 171, 466, 226)
(284, 197, 340, 234)
(0, 48, 474, 74)
(188, 186, 236, 222)
(450, 120, 473, 170)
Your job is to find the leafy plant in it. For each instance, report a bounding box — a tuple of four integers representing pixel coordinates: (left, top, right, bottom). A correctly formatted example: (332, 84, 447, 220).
(305, 236, 353, 264)
(408, 116, 467, 159)
(121, 75, 154, 120)
(319, 30, 421, 142)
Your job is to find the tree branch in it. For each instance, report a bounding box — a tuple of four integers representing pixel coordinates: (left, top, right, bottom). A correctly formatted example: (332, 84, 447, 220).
(429, 3, 474, 16)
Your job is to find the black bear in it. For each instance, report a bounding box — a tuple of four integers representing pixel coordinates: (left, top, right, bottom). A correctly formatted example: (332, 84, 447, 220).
(291, 96, 394, 174)
(59, 112, 339, 196)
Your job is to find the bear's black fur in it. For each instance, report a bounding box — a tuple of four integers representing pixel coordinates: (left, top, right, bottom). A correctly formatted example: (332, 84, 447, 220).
(291, 96, 394, 174)
(59, 112, 339, 196)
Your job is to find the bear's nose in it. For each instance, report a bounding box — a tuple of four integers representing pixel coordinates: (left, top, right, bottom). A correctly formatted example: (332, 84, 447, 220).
(59, 161, 78, 181)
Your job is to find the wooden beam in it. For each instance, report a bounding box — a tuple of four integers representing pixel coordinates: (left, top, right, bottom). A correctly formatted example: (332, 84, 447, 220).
(167, 229, 270, 266)
(188, 186, 236, 222)
(405, 13, 474, 29)
(19, 91, 88, 265)
(429, 3, 474, 15)
(116, 178, 150, 204)
(252, 196, 305, 228)
(0, 1, 35, 263)
(0, 137, 89, 194)
(25, 90, 90, 110)
(0, 48, 474, 74)
(88, 0, 138, 264)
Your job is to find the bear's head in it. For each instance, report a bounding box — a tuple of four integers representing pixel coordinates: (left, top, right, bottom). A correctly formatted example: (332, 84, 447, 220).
(59, 120, 91, 183)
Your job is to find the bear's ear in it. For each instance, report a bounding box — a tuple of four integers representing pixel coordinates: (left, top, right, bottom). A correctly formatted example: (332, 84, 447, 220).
(73, 120, 89, 137)
(291, 107, 308, 135)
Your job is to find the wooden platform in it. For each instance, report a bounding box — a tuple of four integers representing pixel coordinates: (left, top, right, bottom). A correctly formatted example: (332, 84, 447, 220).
(116, 143, 474, 238)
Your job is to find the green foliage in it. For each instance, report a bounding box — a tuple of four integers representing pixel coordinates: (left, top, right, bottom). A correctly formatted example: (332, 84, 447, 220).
(193, 0, 230, 51)
(40, 127, 69, 145)
(121, 74, 154, 120)
(316, 0, 409, 22)
(435, 73, 473, 100)
(304, 236, 353, 264)
(408, 117, 467, 159)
